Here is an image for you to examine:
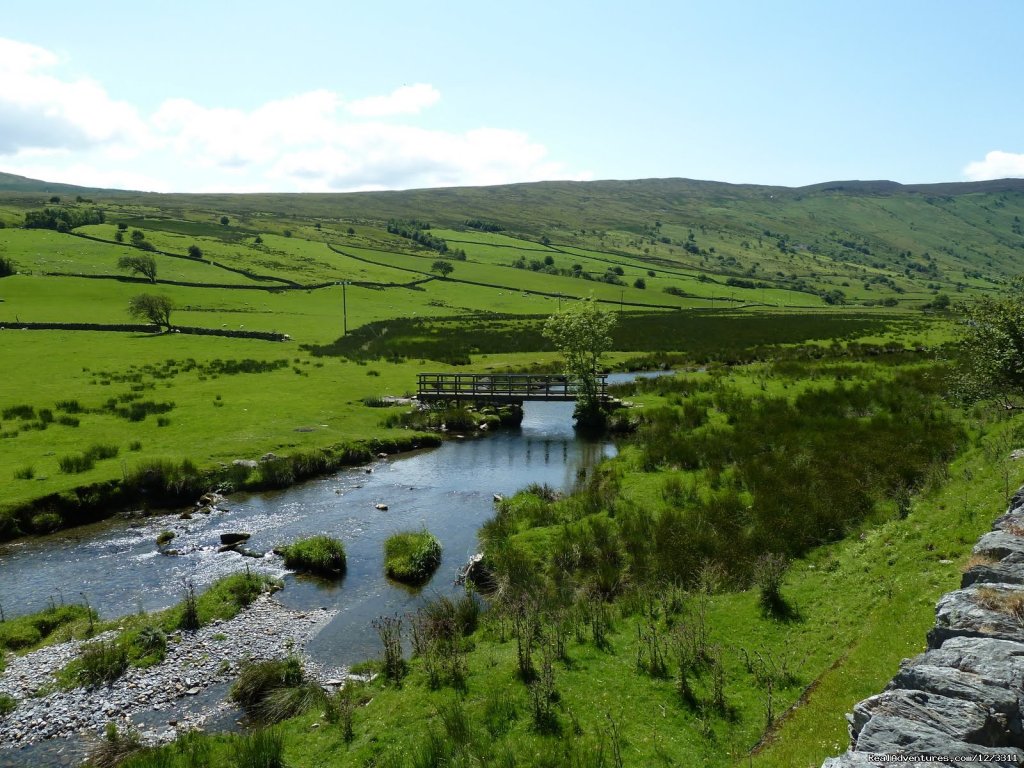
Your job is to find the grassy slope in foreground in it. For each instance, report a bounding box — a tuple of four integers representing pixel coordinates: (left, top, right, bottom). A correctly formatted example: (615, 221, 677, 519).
(103, 367, 1023, 768)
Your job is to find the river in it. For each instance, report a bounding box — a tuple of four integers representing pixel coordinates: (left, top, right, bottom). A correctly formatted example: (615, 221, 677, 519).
(0, 378, 647, 668)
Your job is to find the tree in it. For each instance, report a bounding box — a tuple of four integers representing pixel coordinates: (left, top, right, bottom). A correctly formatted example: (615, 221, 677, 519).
(543, 298, 616, 427)
(128, 294, 174, 330)
(187, 244, 203, 259)
(954, 282, 1024, 407)
(633, 277, 647, 289)
(117, 254, 157, 283)
(220, 216, 229, 226)
(431, 260, 454, 278)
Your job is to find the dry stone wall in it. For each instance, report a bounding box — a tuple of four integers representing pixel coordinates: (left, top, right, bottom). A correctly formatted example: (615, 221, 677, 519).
(823, 488, 1024, 767)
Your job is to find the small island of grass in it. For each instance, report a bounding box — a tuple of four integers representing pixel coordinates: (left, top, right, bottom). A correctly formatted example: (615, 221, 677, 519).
(384, 530, 442, 586)
(278, 535, 347, 578)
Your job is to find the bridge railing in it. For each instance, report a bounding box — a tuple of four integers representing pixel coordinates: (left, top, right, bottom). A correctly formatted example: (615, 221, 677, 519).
(416, 373, 608, 402)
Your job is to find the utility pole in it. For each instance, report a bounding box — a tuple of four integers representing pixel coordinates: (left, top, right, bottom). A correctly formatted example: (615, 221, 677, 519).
(339, 281, 350, 335)
(619, 288, 624, 313)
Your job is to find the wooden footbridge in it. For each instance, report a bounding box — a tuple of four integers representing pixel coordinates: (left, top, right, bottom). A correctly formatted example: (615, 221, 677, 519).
(416, 372, 610, 405)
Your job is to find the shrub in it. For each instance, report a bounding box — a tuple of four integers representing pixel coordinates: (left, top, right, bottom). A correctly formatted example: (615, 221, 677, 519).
(278, 535, 346, 577)
(58, 453, 94, 473)
(72, 640, 129, 687)
(13, 465, 34, 480)
(86, 443, 119, 461)
(0, 693, 15, 718)
(231, 657, 325, 723)
(156, 530, 175, 547)
(231, 728, 286, 768)
(85, 722, 142, 768)
(30, 512, 62, 534)
(384, 530, 442, 585)
(123, 625, 167, 668)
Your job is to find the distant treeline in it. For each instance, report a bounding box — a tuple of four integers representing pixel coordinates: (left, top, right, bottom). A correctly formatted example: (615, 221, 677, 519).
(23, 207, 105, 232)
(387, 219, 466, 259)
(465, 218, 504, 232)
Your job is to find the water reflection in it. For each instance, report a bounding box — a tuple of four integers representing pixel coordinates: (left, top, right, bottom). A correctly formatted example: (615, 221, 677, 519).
(0, 399, 617, 666)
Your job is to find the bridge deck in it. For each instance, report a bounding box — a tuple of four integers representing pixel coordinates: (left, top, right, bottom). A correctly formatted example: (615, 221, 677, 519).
(417, 372, 608, 404)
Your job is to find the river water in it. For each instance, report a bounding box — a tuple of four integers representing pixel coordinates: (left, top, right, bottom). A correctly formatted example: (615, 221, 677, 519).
(0, 382, 643, 667)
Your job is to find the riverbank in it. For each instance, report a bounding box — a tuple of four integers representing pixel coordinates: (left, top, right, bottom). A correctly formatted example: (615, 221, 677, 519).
(0, 431, 442, 545)
(0, 594, 339, 754)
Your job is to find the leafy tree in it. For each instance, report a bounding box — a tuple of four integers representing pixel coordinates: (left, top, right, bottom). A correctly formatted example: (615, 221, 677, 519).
(220, 216, 229, 226)
(117, 223, 128, 231)
(0, 257, 16, 277)
(127, 294, 174, 331)
(187, 244, 203, 259)
(633, 277, 647, 289)
(130, 229, 145, 245)
(543, 298, 616, 427)
(431, 260, 454, 278)
(954, 282, 1024, 406)
(114, 230, 124, 243)
(117, 254, 157, 283)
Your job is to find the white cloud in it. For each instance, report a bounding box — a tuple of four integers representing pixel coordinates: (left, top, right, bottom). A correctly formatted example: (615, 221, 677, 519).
(964, 150, 1024, 181)
(0, 39, 581, 192)
(347, 84, 440, 118)
(0, 37, 148, 155)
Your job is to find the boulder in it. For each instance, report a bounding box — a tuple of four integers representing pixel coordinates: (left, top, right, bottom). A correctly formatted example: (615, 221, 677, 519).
(963, 552, 1024, 587)
(259, 453, 277, 462)
(232, 459, 258, 469)
(850, 689, 1008, 748)
(375, 503, 388, 511)
(973, 530, 1024, 560)
(928, 584, 1024, 648)
(855, 714, 1024, 765)
(890, 663, 1021, 730)
(219, 532, 251, 546)
(824, 755, 945, 767)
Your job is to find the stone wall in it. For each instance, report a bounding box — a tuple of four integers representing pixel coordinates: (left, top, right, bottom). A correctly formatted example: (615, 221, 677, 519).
(823, 489, 1024, 767)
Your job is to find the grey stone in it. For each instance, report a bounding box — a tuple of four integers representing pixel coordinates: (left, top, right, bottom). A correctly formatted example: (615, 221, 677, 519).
(928, 583, 1024, 648)
(851, 689, 1008, 747)
(973, 530, 1024, 560)
(855, 715, 1024, 765)
(963, 552, 1024, 587)
(219, 532, 251, 546)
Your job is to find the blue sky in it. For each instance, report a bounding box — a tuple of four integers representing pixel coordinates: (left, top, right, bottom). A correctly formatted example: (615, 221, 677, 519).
(1, 0, 1022, 192)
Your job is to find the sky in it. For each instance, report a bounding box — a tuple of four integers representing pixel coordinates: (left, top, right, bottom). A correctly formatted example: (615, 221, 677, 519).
(1, 0, 1022, 193)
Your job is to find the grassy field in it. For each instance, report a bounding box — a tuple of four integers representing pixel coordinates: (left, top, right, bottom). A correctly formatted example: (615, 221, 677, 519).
(46, 353, 1022, 768)
(0, 175, 1019, 766)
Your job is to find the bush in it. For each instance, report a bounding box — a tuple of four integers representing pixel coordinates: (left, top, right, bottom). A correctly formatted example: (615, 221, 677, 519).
(278, 535, 346, 577)
(58, 453, 95, 473)
(30, 512, 62, 534)
(231, 657, 326, 723)
(231, 728, 286, 768)
(0, 693, 15, 717)
(384, 530, 442, 585)
(123, 625, 167, 667)
(72, 640, 128, 687)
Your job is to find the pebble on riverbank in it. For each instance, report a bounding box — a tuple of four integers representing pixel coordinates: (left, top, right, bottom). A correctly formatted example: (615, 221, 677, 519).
(0, 595, 341, 752)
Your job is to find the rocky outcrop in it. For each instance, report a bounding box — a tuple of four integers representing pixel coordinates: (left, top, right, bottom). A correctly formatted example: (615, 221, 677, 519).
(823, 489, 1024, 767)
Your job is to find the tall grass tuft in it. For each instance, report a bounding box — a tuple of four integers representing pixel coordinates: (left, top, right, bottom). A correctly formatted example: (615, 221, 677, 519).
(383, 530, 442, 585)
(231, 728, 286, 768)
(278, 535, 346, 577)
